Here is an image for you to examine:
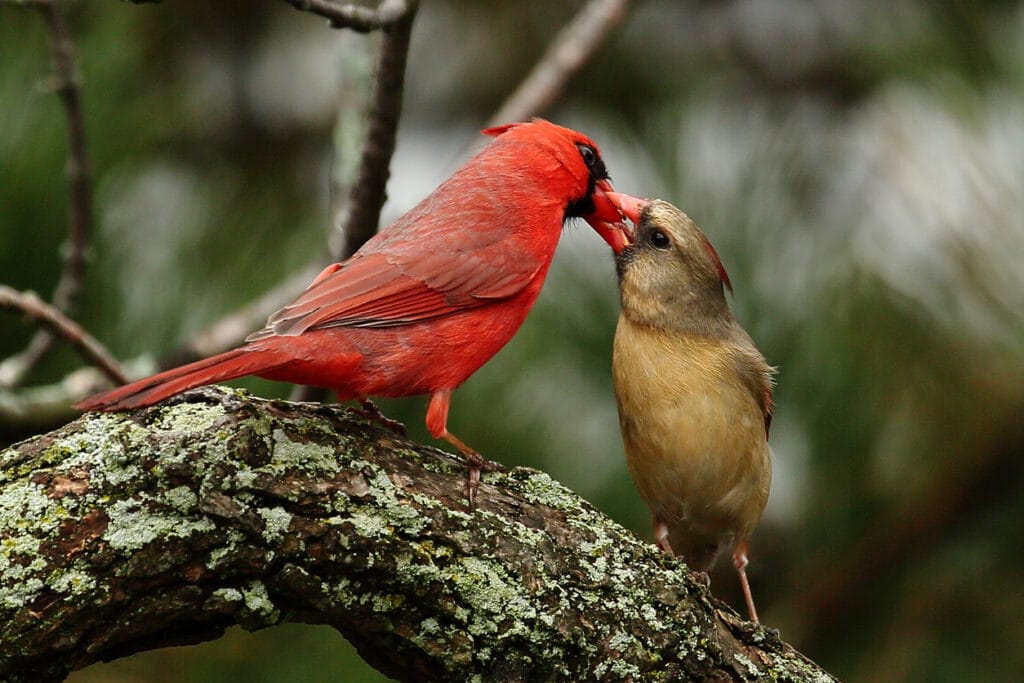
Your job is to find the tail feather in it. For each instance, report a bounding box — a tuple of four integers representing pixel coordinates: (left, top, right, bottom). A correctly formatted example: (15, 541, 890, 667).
(75, 347, 291, 411)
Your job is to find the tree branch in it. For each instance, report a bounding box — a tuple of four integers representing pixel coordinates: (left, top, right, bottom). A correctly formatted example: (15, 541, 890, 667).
(487, 0, 631, 127)
(283, 0, 410, 33)
(333, 0, 417, 262)
(0, 387, 834, 682)
(0, 0, 94, 389)
(0, 286, 126, 387)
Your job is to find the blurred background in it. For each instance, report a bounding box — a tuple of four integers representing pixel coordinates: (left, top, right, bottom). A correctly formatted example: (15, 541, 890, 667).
(3, 0, 1023, 681)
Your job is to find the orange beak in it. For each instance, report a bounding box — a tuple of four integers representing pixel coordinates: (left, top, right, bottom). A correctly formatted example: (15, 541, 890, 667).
(585, 188, 647, 254)
(584, 180, 635, 253)
(605, 191, 645, 227)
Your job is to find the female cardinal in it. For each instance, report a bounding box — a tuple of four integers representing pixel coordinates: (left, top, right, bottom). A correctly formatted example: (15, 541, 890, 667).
(605, 194, 773, 623)
(77, 119, 630, 503)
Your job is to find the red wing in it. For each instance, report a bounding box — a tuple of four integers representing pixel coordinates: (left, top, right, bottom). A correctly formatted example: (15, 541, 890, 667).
(247, 246, 542, 340)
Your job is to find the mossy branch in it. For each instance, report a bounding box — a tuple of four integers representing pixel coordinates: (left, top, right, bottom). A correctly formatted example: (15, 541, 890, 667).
(0, 387, 833, 682)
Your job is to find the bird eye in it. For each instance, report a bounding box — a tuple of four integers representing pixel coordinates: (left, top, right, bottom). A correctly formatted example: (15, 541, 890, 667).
(649, 230, 671, 249)
(576, 143, 597, 168)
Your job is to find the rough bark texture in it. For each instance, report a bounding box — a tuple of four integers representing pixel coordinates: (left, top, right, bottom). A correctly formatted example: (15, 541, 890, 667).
(0, 387, 834, 682)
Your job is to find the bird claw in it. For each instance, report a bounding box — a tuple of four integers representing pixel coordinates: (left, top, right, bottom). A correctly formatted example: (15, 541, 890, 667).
(689, 570, 711, 587)
(461, 449, 506, 508)
(349, 399, 407, 435)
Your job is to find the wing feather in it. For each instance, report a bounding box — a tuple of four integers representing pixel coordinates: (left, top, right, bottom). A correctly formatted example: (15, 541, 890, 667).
(248, 237, 542, 340)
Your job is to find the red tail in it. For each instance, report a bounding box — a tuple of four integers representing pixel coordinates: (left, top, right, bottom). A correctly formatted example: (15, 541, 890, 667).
(75, 346, 291, 411)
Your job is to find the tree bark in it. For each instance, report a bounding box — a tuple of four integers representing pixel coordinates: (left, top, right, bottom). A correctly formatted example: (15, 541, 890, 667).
(0, 387, 834, 682)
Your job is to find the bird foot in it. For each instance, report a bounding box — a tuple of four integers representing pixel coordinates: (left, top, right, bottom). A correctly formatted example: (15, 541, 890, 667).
(689, 570, 711, 587)
(349, 399, 406, 435)
(461, 449, 506, 509)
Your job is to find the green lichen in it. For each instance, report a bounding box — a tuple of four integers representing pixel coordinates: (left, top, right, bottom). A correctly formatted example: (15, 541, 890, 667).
(734, 652, 762, 678)
(47, 567, 97, 596)
(0, 481, 58, 535)
(0, 480, 70, 608)
(347, 509, 391, 538)
(211, 587, 243, 603)
(103, 498, 215, 551)
(594, 657, 645, 680)
(268, 429, 339, 476)
(206, 545, 231, 569)
(763, 650, 837, 683)
(364, 469, 430, 536)
(1, 575, 43, 610)
(240, 579, 278, 622)
(153, 401, 227, 434)
(233, 469, 257, 488)
(452, 556, 537, 638)
(511, 469, 583, 512)
(165, 486, 198, 514)
(257, 506, 292, 542)
(371, 593, 405, 613)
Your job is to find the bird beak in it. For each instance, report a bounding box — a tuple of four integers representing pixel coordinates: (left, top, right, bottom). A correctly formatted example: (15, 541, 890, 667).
(605, 191, 645, 227)
(587, 189, 648, 254)
(584, 179, 635, 253)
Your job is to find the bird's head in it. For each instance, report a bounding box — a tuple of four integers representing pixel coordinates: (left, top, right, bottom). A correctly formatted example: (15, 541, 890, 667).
(483, 120, 633, 251)
(605, 194, 734, 331)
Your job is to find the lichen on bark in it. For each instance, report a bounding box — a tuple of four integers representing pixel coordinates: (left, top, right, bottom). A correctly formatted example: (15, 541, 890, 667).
(0, 386, 835, 682)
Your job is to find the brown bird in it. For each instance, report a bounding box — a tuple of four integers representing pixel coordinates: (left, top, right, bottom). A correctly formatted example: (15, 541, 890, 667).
(606, 194, 774, 623)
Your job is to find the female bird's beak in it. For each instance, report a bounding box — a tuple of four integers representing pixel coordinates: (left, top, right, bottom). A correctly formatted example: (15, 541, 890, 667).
(584, 180, 636, 253)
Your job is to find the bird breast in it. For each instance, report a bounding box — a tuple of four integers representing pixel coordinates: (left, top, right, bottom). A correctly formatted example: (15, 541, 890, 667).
(612, 315, 771, 548)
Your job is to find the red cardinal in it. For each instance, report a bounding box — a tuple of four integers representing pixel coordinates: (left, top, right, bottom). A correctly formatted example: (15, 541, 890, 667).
(77, 119, 629, 502)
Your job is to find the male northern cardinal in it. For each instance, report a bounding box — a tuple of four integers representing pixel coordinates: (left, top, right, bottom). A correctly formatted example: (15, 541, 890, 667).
(605, 194, 773, 623)
(77, 119, 630, 503)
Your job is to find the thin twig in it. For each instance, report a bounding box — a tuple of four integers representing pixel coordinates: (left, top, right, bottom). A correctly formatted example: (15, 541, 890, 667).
(487, 0, 631, 127)
(324, 35, 375, 263)
(283, 0, 409, 33)
(0, 0, 93, 388)
(335, 0, 417, 260)
(0, 286, 127, 386)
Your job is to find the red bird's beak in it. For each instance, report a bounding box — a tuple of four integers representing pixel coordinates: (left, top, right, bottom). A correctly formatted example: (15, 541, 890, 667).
(604, 191, 645, 227)
(584, 180, 635, 254)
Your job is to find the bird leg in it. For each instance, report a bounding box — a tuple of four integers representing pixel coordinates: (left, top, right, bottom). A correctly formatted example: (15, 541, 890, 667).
(732, 540, 760, 624)
(348, 398, 406, 435)
(426, 389, 505, 507)
(653, 516, 713, 586)
(653, 515, 676, 555)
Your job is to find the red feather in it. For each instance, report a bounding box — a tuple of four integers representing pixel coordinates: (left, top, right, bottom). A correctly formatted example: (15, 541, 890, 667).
(699, 235, 733, 294)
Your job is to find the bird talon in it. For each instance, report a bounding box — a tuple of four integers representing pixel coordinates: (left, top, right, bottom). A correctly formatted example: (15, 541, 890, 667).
(465, 465, 481, 509)
(460, 449, 504, 508)
(690, 570, 711, 587)
(349, 399, 407, 435)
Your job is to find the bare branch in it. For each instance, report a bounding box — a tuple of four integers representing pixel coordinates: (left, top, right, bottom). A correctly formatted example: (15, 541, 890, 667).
(324, 36, 375, 262)
(0, 287, 126, 387)
(0, 0, 95, 388)
(283, 0, 410, 33)
(334, 0, 417, 260)
(487, 0, 632, 127)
